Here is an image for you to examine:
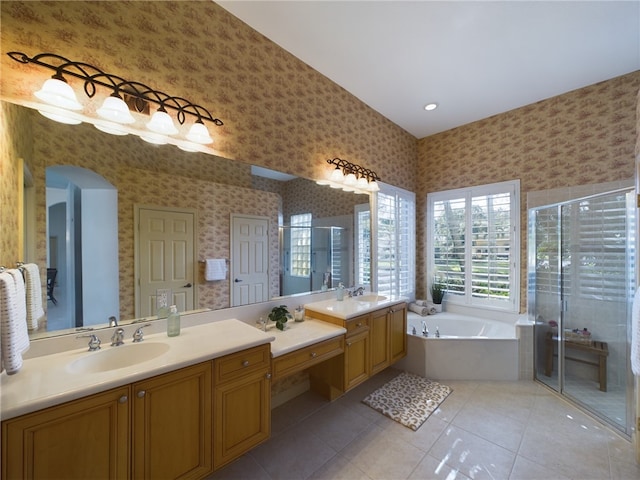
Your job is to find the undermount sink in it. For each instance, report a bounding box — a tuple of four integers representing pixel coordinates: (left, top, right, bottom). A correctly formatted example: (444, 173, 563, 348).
(357, 294, 388, 302)
(67, 342, 170, 374)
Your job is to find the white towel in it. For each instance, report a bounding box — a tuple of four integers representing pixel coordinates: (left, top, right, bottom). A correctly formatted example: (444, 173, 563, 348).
(23, 263, 45, 331)
(631, 286, 640, 376)
(409, 302, 436, 316)
(0, 270, 30, 375)
(205, 259, 227, 281)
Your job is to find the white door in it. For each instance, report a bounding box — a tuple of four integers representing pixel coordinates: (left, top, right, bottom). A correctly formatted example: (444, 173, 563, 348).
(231, 215, 269, 306)
(136, 206, 196, 317)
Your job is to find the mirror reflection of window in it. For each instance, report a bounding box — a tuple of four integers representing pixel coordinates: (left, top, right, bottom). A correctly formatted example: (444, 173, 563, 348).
(290, 213, 312, 277)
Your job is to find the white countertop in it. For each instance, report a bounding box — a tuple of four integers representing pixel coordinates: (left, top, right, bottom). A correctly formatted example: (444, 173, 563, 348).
(304, 295, 407, 320)
(268, 318, 346, 357)
(0, 319, 274, 421)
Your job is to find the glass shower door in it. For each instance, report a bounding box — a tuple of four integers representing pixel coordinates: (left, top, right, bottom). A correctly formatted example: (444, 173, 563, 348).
(531, 189, 635, 435)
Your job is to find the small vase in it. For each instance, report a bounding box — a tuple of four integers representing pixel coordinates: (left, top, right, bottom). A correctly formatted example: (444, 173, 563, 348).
(434, 303, 443, 313)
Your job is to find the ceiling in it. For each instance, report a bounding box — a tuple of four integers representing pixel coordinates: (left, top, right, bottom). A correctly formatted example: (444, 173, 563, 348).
(217, 1, 640, 139)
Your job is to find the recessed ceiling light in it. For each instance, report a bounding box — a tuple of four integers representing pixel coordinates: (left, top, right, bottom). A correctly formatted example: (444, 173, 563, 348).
(424, 103, 438, 111)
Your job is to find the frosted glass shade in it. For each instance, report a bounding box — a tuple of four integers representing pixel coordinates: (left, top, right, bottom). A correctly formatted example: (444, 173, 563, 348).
(35, 77, 82, 110)
(94, 121, 128, 136)
(146, 109, 178, 135)
(38, 108, 82, 125)
(139, 131, 169, 145)
(329, 167, 344, 182)
(186, 121, 213, 144)
(356, 176, 369, 189)
(96, 96, 135, 124)
(344, 172, 357, 186)
(367, 180, 380, 192)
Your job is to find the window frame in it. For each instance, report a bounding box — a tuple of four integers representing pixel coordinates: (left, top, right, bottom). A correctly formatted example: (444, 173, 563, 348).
(427, 179, 520, 313)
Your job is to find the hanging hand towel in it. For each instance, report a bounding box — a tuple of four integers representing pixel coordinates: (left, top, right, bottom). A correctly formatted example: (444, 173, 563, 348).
(23, 263, 45, 331)
(0, 270, 30, 375)
(631, 286, 640, 376)
(205, 259, 227, 281)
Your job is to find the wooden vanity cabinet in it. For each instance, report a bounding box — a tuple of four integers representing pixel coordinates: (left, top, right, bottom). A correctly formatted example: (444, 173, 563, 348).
(2, 385, 131, 480)
(132, 362, 212, 480)
(307, 302, 406, 397)
(213, 344, 271, 470)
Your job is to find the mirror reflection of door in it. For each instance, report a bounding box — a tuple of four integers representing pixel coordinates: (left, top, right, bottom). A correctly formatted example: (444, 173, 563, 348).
(46, 166, 119, 330)
(136, 206, 196, 317)
(231, 215, 269, 306)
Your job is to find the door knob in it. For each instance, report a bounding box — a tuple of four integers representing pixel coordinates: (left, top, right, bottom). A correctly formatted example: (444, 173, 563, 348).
(182, 283, 192, 288)
(235, 278, 242, 283)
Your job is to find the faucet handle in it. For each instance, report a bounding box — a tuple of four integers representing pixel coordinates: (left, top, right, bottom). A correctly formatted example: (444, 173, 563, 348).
(111, 328, 125, 346)
(77, 333, 101, 351)
(132, 323, 152, 343)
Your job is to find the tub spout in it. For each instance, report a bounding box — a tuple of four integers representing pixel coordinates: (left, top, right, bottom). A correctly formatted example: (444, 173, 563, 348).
(422, 321, 429, 337)
(435, 326, 440, 338)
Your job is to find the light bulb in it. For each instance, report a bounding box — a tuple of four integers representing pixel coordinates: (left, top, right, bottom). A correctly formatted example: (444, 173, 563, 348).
(96, 95, 135, 124)
(34, 75, 83, 110)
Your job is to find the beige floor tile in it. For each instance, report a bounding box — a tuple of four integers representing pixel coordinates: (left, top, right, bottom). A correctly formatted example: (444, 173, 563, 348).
(340, 423, 427, 479)
(375, 413, 449, 454)
(428, 425, 517, 480)
(408, 453, 472, 480)
(451, 403, 526, 452)
(508, 455, 570, 480)
(204, 454, 271, 480)
(307, 453, 372, 480)
(299, 401, 372, 451)
(249, 423, 337, 479)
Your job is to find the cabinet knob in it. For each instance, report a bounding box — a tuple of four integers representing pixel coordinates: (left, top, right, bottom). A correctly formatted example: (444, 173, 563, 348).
(118, 395, 128, 404)
(137, 390, 146, 398)
(310, 352, 317, 358)
(242, 360, 250, 367)
(347, 342, 352, 347)
(356, 322, 362, 327)
(265, 373, 272, 380)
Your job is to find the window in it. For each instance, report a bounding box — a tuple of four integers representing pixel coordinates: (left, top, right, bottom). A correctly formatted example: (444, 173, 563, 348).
(428, 180, 519, 312)
(375, 184, 415, 299)
(355, 204, 371, 286)
(290, 213, 311, 277)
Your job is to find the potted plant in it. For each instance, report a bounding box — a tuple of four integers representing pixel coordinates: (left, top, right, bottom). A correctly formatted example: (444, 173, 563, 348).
(268, 305, 291, 331)
(430, 279, 446, 312)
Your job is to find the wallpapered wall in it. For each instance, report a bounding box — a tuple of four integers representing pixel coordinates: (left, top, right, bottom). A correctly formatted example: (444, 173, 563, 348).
(0, 1, 417, 187)
(416, 71, 640, 311)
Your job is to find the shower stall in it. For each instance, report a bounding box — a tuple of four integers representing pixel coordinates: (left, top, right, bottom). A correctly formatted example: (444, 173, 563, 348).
(529, 187, 635, 436)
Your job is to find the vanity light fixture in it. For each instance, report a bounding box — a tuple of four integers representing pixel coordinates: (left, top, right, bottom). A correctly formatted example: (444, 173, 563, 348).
(317, 158, 381, 194)
(8, 51, 223, 150)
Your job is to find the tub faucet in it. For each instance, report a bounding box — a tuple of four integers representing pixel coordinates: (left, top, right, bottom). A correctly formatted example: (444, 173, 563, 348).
(109, 316, 118, 327)
(435, 326, 440, 338)
(111, 328, 125, 346)
(422, 321, 429, 337)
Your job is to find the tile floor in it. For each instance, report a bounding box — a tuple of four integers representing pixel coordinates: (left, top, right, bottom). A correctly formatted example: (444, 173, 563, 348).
(207, 368, 640, 480)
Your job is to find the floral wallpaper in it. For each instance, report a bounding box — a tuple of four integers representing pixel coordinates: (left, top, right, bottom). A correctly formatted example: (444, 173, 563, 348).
(416, 71, 640, 311)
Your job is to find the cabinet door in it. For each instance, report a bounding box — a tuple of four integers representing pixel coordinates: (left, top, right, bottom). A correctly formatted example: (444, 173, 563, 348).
(2, 386, 130, 480)
(389, 304, 407, 363)
(370, 308, 390, 375)
(133, 362, 212, 480)
(214, 369, 271, 470)
(345, 330, 370, 390)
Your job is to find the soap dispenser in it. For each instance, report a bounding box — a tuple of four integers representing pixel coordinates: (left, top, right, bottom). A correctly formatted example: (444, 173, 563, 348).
(167, 305, 180, 337)
(337, 282, 345, 301)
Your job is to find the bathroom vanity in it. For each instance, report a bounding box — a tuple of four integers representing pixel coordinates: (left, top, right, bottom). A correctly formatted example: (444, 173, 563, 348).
(1, 298, 405, 479)
(303, 296, 407, 399)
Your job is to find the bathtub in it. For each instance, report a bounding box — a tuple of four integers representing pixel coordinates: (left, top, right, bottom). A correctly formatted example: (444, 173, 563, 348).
(395, 312, 520, 381)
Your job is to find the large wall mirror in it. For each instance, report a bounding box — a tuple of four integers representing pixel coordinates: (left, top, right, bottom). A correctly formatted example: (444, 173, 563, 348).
(5, 100, 371, 339)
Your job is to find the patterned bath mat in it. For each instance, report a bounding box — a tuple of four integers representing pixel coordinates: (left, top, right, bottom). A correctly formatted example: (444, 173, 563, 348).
(362, 372, 451, 431)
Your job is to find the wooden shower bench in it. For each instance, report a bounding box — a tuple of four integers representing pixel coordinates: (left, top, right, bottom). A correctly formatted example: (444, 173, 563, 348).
(544, 331, 609, 392)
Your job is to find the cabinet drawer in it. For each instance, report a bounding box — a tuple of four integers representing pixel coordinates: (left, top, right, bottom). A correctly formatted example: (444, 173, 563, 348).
(272, 336, 344, 381)
(345, 314, 369, 337)
(215, 344, 270, 383)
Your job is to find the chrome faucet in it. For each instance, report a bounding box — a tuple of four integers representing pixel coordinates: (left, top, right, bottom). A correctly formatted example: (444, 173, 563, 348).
(108, 316, 118, 327)
(132, 323, 152, 343)
(348, 286, 365, 297)
(77, 333, 101, 351)
(422, 321, 429, 337)
(435, 326, 440, 338)
(111, 328, 125, 346)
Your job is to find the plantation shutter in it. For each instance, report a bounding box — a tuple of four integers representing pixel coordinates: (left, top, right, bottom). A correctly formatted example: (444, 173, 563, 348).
(376, 184, 415, 298)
